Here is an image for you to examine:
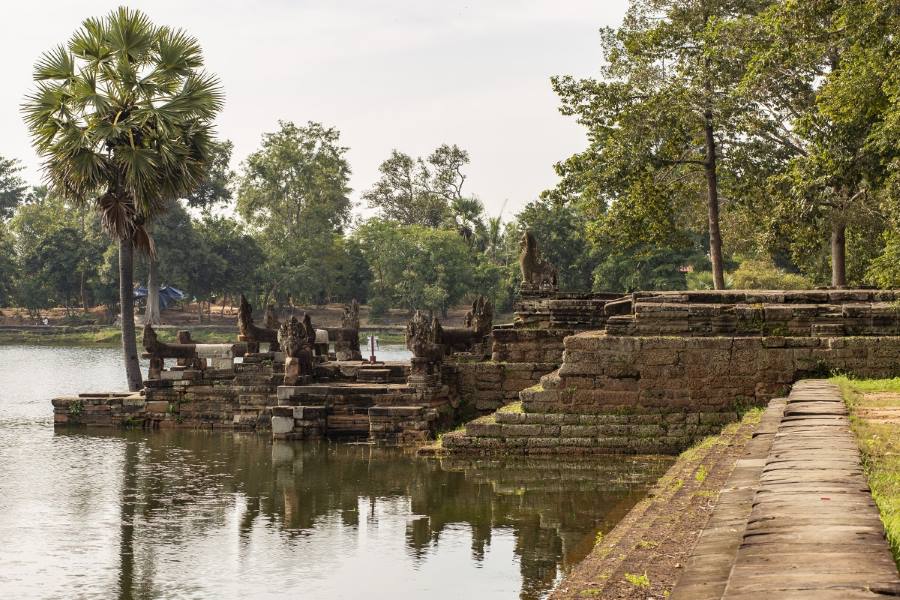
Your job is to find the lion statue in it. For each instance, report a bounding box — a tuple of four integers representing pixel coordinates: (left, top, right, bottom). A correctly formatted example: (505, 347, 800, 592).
(519, 231, 558, 290)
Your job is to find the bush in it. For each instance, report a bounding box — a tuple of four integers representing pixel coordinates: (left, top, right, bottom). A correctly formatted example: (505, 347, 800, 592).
(866, 231, 900, 289)
(730, 259, 812, 290)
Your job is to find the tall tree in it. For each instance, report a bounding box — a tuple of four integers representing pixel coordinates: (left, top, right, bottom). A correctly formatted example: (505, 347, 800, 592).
(743, 0, 897, 287)
(550, 0, 769, 289)
(23, 7, 223, 390)
(237, 121, 352, 305)
(364, 144, 469, 227)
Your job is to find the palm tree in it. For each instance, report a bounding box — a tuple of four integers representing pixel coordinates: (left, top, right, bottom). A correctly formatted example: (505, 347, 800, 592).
(23, 7, 223, 390)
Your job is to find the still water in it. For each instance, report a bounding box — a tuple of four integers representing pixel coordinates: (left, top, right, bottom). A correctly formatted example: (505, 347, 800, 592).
(0, 345, 670, 600)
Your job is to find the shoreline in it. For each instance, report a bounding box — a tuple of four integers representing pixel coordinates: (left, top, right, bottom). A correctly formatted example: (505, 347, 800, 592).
(550, 405, 767, 599)
(0, 325, 407, 347)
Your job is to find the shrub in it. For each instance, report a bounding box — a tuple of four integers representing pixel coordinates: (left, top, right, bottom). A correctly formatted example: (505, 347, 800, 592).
(730, 259, 812, 290)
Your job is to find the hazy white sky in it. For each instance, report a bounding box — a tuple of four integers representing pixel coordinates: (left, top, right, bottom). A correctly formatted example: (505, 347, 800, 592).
(1, 1, 628, 219)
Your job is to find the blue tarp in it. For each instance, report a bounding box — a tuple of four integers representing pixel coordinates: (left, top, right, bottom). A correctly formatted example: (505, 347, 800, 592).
(134, 286, 187, 310)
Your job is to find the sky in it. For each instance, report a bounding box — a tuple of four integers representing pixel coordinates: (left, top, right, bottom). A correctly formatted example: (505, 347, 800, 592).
(0, 1, 629, 220)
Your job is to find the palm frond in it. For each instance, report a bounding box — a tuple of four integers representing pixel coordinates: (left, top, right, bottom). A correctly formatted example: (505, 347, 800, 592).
(33, 46, 75, 81)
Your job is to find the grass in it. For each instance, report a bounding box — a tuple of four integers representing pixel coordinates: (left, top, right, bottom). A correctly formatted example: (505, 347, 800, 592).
(832, 375, 900, 570)
(624, 572, 651, 588)
(694, 464, 709, 483)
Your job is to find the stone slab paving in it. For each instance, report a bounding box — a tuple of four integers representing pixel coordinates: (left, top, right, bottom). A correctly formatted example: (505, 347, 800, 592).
(676, 379, 900, 599)
(671, 397, 786, 600)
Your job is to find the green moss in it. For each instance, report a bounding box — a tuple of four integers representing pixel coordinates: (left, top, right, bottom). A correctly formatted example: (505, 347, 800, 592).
(497, 401, 523, 414)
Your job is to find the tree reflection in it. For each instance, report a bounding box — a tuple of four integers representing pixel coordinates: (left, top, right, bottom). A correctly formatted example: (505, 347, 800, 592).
(96, 429, 668, 600)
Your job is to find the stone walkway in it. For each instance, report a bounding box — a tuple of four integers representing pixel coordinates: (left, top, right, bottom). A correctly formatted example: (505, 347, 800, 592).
(673, 379, 900, 599)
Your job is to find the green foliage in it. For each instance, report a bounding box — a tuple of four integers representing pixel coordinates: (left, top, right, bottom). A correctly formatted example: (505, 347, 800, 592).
(185, 139, 234, 210)
(21, 6, 224, 245)
(237, 121, 353, 304)
(8, 191, 110, 311)
(0, 223, 16, 307)
(354, 219, 481, 315)
(593, 235, 710, 293)
(867, 231, 900, 289)
(0, 155, 27, 220)
(364, 144, 468, 227)
(730, 259, 812, 290)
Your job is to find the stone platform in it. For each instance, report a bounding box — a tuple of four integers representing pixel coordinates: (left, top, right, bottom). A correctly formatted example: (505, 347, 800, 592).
(672, 380, 900, 599)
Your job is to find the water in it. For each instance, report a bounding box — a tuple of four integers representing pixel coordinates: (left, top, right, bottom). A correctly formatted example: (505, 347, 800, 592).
(0, 345, 670, 600)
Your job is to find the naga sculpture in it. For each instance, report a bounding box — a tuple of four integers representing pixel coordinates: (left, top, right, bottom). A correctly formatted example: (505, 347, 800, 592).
(442, 295, 493, 356)
(237, 294, 280, 352)
(142, 323, 202, 377)
(278, 315, 313, 385)
(405, 310, 444, 362)
(341, 299, 360, 330)
(519, 231, 558, 291)
(329, 299, 363, 361)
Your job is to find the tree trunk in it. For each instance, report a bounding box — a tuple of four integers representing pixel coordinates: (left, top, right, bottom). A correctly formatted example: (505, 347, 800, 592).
(831, 217, 847, 288)
(703, 113, 726, 290)
(144, 258, 161, 325)
(80, 269, 87, 313)
(119, 238, 143, 392)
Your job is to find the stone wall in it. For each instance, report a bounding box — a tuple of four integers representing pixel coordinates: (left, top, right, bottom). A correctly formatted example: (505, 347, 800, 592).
(446, 288, 900, 456)
(605, 289, 900, 337)
(448, 361, 559, 413)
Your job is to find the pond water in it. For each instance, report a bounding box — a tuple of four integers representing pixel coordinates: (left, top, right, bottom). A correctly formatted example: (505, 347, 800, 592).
(0, 345, 670, 600)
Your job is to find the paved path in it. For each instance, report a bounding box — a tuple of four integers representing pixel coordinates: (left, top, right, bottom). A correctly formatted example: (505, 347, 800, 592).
(674, 379, 900, 599)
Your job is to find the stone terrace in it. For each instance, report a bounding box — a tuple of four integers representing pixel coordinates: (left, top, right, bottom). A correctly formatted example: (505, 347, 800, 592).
(445, 290, 900, 455)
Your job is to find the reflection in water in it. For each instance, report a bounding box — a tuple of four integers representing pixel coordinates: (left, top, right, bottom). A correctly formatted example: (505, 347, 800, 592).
(0, 346, 670, 599)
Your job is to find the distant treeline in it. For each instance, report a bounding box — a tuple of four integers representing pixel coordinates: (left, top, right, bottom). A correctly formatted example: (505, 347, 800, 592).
(2, 0, 900, 323)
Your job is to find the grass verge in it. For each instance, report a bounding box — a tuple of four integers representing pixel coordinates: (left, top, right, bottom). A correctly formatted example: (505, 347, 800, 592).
(833, 375, 900, 570)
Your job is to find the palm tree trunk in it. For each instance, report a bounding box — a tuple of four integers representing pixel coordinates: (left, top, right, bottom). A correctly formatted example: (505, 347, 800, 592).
(119, 238, 143, 391)
(144, 258, 161, 325)
(703, 112, 726, 290)
(831, 217, 847, 288)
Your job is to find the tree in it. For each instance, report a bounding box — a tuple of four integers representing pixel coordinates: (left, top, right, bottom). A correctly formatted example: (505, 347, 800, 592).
(237, 121, 352, 305)
(193, 214, 265, 314)
(9, 189, 109, 311)
(353, 220, 478, 316)
(0, 223, 17, 306)
(364, 144, 469, 227)
(144, 138, 235, 324)
(23, 7, 223, 390)
(0, 156, 28, 220)
(185, 139, 234, 210)
(550, 0, 770, 289)
(742, 0, 898, 287)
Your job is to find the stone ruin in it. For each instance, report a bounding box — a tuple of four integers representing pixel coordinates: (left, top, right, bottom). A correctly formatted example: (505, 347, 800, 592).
(53, 231, 900, 455)
(445, 288, 900, 455)
(51, 235, 598, 443)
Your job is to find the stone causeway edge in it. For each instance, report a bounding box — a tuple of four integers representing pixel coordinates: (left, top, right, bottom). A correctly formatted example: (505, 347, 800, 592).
(673, 379, 900, 600)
